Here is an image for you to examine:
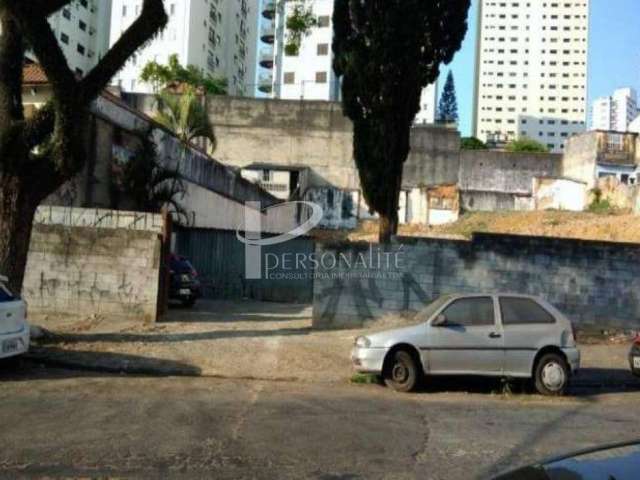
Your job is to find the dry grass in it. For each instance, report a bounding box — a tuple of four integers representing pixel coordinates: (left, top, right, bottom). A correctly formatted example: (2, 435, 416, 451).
(312, 210, 640, 244)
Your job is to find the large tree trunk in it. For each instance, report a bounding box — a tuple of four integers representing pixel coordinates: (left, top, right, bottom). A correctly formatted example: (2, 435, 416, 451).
(378, 210, 399, 244)
(0, 172, 39, 294)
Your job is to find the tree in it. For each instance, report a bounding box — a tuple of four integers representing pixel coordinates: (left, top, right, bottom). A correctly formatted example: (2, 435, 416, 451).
(140, 54, 227, 95)
(0, 1, 168, 294)
(154, 87, 216, 152)
(333, 0, 470, 243)
(505, 137, 550, 153)
(437, 71, 458, 124)
(283, 1, 318, 56)
(461, 137, 488, 150)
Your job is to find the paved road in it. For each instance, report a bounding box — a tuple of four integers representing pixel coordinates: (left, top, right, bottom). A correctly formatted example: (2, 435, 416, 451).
(1, 360, 640, 480)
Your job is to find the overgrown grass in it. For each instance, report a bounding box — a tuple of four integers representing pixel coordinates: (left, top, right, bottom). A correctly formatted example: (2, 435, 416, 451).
(350, 373, 380, 385)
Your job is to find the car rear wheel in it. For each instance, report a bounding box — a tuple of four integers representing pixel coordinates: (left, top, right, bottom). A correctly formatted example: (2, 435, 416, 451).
(383, 350, 420, 393)
(534, 353, 569, 396)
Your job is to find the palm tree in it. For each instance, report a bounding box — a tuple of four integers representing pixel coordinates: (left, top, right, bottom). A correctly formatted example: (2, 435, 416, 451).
(112, 129, 189, 224)
(154, 86, 216, 153)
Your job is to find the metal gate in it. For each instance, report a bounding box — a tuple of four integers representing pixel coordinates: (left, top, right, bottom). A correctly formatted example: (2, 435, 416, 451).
(173, 228, 315, 303)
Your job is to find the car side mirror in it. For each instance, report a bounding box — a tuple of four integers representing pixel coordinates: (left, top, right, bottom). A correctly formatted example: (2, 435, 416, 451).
(432, 314, 447, 327)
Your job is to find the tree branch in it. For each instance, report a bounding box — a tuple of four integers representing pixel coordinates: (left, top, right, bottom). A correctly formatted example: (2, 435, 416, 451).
(21, 0, 73, 17)
(12, 6, 77, 100)
(80, 0, 168, 102)
(0, 9, 24, 125)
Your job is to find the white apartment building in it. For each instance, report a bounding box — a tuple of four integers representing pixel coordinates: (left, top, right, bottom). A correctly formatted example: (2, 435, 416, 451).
(473, 0, 590, 153)
(415, 83, 438, 125)
(36, 0, 112, 76)
(263, 0, 436, 123)
(110, 0, 259, 95)
(591, 88, 638, 132)
(269, 0, 339, 101)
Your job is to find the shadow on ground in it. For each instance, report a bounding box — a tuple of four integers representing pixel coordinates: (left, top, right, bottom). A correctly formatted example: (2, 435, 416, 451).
(38, 326, 312, 345)
(363, 369, 640, 397)
(0, 347, 202, 381)
(162, 299, 312, 324)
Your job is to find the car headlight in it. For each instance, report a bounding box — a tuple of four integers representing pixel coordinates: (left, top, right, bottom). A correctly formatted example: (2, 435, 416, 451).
(355, 336, 371, 348)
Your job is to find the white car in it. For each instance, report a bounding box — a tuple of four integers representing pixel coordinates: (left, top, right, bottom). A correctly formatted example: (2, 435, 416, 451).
(0, 275, 29, 360)
(352, 294, 580, 396)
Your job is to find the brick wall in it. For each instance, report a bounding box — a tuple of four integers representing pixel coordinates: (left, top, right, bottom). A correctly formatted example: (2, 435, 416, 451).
(23, 207, 163, 323)
(312, 234, 640, 331)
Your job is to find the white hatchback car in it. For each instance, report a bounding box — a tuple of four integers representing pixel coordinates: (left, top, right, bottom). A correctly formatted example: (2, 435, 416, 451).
(0, 276, 29, 360)
(352, 294, 580, 396)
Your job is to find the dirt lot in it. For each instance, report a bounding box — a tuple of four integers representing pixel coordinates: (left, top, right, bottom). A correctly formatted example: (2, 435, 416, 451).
(316, 211, 640, 244)
(31, 300, 639, 387)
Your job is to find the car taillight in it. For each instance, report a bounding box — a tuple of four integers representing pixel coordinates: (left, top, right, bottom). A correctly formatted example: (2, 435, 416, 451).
(634, 334, 640, 346)
(191, 268, 198, 278)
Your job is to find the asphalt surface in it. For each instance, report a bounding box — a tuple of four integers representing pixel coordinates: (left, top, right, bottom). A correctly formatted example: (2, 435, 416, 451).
(1, 359, 640, 480)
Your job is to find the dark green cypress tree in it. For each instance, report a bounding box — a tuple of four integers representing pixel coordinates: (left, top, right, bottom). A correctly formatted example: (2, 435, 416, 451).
(437, 71, 459, 124)
(333, 0, 470, 242)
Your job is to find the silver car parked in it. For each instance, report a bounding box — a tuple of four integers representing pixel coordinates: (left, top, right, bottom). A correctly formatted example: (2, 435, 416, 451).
(352, 294, 580, 396)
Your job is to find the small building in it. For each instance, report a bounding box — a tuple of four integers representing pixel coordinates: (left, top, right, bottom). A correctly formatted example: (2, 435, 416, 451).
(563, 130, 640, 188)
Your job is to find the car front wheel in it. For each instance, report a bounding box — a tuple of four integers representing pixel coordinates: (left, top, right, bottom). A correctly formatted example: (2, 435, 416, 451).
(383, 350, 420, 393)
(534, 353, 569, 396)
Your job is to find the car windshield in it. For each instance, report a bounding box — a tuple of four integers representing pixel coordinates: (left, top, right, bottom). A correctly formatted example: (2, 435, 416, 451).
(415, 295, 454, 322)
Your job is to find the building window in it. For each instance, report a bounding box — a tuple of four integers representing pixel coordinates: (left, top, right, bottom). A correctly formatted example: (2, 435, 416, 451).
(79, 20, 87, 31)
(283, 72, 295, 84)
(77, 43, 85, 55)
(317, 43, 329, 56)
(317, 16, 330, 27)
(315, 71, 327, 84)
(60, 32, 69, 44)
(62, 8, 71, 19)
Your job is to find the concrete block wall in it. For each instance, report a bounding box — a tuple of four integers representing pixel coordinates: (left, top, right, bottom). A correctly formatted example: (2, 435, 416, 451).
(23, 207, 163, 323)
(312, 234, 640, 331)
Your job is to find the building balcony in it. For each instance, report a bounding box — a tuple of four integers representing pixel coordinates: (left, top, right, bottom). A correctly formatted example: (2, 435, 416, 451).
(262, 1, 276, 19)
(260, 23, 275, 44)
(259, 47, 274, 69)
(258, 72, 273, 94)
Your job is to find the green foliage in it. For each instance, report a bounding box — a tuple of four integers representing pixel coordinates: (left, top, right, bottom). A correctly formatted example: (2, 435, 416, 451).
(332, 0, 471, 241)
(140, 54, 227, 95)
(111, 129, 187, 221)
(505, 138, 550, 153)
(154, 87, 216, 152)
(588, 188, 615, 214)
(437, 71, 458, 124)
(284, 1, 318, 56)
(461, 137, 488, 150)
(350, 373, 380, 385)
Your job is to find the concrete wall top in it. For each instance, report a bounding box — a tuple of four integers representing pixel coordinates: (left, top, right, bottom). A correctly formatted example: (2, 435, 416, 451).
(34, 206, 164, 233)
(92, 93, 281, 208)
(459, 150, 562, 195)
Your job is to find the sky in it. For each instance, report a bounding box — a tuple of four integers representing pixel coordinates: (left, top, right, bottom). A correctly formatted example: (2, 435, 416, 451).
(439, 0, 640, 137)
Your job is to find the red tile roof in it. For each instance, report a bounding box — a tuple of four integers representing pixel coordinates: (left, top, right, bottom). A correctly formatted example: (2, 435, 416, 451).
(22, 63, 48, 85)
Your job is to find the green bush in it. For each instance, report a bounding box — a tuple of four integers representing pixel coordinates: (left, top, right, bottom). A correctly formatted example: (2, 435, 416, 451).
(505, 138, 549, 153)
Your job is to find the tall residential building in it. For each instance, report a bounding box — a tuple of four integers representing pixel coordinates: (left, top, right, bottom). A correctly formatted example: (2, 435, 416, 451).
(270, 0, 339, 101)
(473, 0, 590, 153)
(591, 88, 638, 132)
(261, 0, 436, 123)
(415, 83, 438, 125)
(26, 0, 112, 76)
(109, 0, 259, 96)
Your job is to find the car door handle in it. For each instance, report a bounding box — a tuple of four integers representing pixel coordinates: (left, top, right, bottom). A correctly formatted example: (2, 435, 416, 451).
(489, 332, 502, 339)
